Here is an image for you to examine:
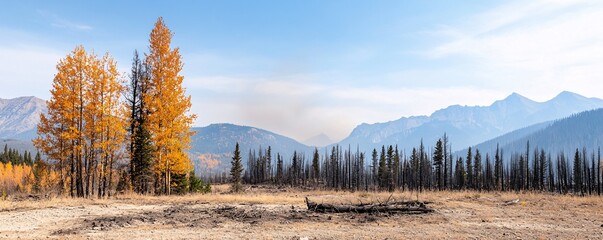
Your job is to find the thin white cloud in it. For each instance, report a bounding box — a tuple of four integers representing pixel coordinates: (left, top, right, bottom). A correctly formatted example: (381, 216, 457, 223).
(424, 0, 603, 101)
(37, 9, 92, 31)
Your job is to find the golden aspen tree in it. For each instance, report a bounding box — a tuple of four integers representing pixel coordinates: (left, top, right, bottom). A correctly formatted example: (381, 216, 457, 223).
(35, 46, 86, 197)
(98, 54, 126, 197)
(84, 53, 125, 198)
(3, 162, 14, 190)
(35, 46, 124, 198)
(84, 55, 101, 197)
(145, 17, 196, 195)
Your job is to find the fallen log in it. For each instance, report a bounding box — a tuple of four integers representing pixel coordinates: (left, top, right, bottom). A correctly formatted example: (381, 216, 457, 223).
(502, 199, 519, 206)
(305, 197, 434, 214)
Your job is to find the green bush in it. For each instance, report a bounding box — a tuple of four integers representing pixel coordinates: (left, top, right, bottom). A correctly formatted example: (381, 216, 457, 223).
(189, 171, 211, 194)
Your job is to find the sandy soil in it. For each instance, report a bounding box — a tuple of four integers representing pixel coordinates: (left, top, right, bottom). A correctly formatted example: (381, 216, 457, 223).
(1, 187, 603, 239)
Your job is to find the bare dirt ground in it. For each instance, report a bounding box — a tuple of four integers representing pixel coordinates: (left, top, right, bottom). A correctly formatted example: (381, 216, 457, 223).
(1, 185, 603, 239)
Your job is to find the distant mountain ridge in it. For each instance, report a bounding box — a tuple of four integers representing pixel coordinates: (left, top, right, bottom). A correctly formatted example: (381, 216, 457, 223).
(336, 91, 603, 152)
(189, 123, 311, 155)
(0, 96, 46, 140)
(466, 108, 603, 160)
(188, 123, 312, 172)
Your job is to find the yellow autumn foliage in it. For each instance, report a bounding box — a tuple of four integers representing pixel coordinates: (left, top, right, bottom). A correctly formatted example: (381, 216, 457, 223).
(145, 17, 196, 194)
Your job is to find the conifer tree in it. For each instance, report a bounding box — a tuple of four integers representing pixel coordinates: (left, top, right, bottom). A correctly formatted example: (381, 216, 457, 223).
(442, 133, 449, 188)
(474, 149, 482, 190)
(455, 157, 466, 189)
(574, 148, 582, 195)
(466, 147, 473, 189)
(386, 145, 395, 192)
(393, 145, 400, 189)
(378, 146, 387, 190)
(230, 143, 243, 193)
(433, 139, 444, 190)
(371, 149, 378, 188)
(127, 51, 154, 194)
(494, 144, 502, 190)
(276, 153, 283, 185)
(312, 148, 320, 185)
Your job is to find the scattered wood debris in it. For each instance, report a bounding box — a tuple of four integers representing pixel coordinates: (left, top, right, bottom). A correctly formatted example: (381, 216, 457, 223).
(305, 197, 434, 214)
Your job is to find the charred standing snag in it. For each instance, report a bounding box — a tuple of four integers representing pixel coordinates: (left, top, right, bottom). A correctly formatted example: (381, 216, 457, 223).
(305, 197, 434, 214)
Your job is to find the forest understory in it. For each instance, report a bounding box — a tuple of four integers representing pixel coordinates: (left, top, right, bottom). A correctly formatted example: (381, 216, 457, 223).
(1, 185, 602, 239)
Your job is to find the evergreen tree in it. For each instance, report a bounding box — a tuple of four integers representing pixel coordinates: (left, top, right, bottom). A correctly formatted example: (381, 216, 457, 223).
(525, 141, 530, 189)
(127, 50, 154, 194)
(455, 157, 465, 189)
(291, 151, 299, 186)
(418, 140, 426, 191)
(230, 143, 243, 193)
(276, 153, 284, 185)
(573, 148, 582, 195)
(442, 133, 449, 189)
(433, 139, 444, 190)
(24, 151, 33, 166)
(265, 146, 272, 182)
(485, 154, 493, 191)
(2, 144, 7, 163)
(474, 149, 482, 190)
(494, 144, 502, 190)
(410, 147, 419, 191)
(312, 148, 320, 185)
(132, 122, 154, 194)
(539, 149, 546, 191)
(371, 149, 378, 187)
(378, 146, 387, 190)
(189, 171, 211, 193)
(466, 147, 473, 189)
(598, 148, 601, 195)
(386, 145, 395, 192)
(393, 145, 400, 189)
(32, 159, 48, 193)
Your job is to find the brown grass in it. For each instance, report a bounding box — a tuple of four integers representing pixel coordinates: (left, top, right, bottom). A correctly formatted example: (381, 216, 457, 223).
(2, 185, 603, 239)
(2, 185, 601, 211)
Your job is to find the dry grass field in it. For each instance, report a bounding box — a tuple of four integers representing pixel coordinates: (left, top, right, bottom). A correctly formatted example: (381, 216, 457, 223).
(1, 185, 603, 239)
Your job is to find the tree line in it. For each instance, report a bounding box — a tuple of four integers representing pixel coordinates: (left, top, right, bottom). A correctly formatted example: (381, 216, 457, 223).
(229, 134, 602, 196)
(0, 144, 37, 166)
(33, 17, 201, 198)
(0, 146, 57, 195)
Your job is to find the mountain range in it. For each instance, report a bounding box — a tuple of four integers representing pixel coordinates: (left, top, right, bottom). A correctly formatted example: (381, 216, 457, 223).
(336, 91, 603, 152)
(188, 123, 312, 172)
(2, 91, 602, 171)
(0, 96, 46, 140)
(465, 109, 603, 158)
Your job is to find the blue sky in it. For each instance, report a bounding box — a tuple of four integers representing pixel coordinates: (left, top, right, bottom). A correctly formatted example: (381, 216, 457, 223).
(2, 0, 603, 142)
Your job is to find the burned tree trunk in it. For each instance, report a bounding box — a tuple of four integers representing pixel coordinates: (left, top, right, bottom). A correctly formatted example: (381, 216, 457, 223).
(305, 197, 433, 214)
